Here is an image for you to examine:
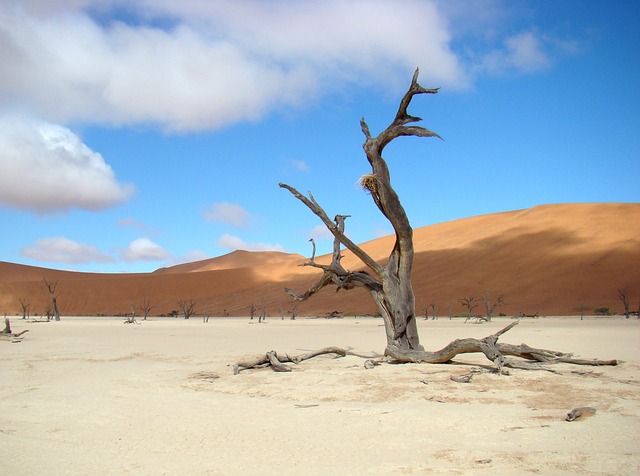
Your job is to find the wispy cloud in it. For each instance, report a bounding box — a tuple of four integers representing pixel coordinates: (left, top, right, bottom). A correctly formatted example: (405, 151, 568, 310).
(21, 236, 114, 264)
(371, 227, 392, 239)
(291, 160, 309, 172)
(478, 31, 551, 75)
(505, 32, 551, 72)
(0, 115, 134, 212)
(165, 249, 209, 266)
(307, 225, 333, 240)
(117, 217, 151, 233)
(216, 233, 284, 252)
(120, 238, 170, 262)
(203, 202, 251, 228)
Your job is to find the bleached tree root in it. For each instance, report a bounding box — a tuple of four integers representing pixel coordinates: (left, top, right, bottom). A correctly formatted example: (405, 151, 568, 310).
(385, 321, 617, 372)
(233, 347, 347, 374)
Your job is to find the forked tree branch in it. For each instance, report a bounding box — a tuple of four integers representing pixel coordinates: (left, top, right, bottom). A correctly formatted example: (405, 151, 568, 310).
(278, 183, 383, 277)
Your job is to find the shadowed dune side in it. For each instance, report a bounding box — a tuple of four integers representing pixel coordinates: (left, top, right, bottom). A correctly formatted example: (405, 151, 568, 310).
(0, 203, 638, 317)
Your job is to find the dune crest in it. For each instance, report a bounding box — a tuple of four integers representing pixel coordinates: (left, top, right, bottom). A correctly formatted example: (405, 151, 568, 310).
(0, 203, 638, 317)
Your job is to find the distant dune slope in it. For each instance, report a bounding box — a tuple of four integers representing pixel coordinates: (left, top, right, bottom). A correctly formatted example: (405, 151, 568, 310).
(1, 203, 638, 317)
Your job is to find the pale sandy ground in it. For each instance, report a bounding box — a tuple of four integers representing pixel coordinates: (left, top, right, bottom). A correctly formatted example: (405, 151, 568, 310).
(1, 316, 639, 475)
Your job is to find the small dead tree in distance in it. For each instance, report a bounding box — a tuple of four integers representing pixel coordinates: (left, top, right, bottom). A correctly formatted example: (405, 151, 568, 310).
(139, 297, 155, 320)
(43, 278, 61, 321)
(459, 296, 478, 320)
(482, 291, 504, 321)
(177, 299, 197, 319)
(18, 297, 30, 320)
(237, 68, 616, 373)
(617, 288, 630, 319)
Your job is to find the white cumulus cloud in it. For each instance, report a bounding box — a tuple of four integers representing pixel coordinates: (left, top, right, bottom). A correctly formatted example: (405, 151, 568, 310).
(217, 233, 284, 252)
(0, 115, 134, 212)
(120, 238, 170, 262)
(203, 202, 251, 228)
(0, 0, 467, 132)
(21, 236, 114, 264)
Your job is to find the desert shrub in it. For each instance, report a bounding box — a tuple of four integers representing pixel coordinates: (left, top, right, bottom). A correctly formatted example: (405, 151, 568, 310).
(594, 307, 611, 316)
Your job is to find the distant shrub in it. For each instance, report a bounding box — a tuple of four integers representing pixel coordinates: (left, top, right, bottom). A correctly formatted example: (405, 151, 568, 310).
(594, 307, 611, 316)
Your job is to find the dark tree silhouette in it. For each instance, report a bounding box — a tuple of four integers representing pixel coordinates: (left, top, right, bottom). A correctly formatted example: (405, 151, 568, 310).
(43, 278, 60, 321)
(177, 299, 197, 319)
(139, 297, 155, 320)
(618, 288, 630, 319)
(18, 297, 30, 320)
(481, 291, 505, 321)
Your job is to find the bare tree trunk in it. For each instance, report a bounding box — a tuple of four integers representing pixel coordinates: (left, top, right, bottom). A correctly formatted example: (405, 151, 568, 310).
(140, 297, 154, 320)
(19, 297, 30, 320)
(482, 291, 504, 321)
(43, 278, 60, 321)
(459, 296, 478, 322)
(177, 299, 197, 319)
(618, 288, 630, 319)
(280, 69, 442, 353)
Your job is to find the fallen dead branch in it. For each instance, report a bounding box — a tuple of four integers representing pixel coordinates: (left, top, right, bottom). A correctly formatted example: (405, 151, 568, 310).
(233, 346, 347, 374)
(1, 318, 30, 342)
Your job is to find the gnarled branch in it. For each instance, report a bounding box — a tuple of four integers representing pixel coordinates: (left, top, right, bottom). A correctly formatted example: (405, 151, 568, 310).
(279, 183, 383, 278)
(234, 347, 347, 374)
(385, 321, 617, 371)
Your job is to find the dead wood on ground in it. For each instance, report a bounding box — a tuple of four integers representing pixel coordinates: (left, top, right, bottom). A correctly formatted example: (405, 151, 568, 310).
(233, 321, 616, 375)
(1, 318, 30, 342)
(233, 346, 347, 374)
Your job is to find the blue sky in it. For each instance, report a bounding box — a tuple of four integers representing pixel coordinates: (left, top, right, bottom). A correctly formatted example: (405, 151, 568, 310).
(0, 0, 638, 273)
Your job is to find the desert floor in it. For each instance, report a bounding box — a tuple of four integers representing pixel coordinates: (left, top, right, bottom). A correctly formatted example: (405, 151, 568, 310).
(1, 316, 639, 475)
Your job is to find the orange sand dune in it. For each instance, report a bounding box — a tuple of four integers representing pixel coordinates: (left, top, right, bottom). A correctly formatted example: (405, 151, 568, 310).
(1, 203, 638, 317)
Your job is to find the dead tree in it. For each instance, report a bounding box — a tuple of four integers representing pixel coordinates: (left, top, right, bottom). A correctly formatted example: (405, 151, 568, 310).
(176, 299, 196, 319)
(280, 69, 443, 351)
(459, 296, 479, 322)
(577, 303, 586, 320)
(258, 299, 267, 323)
(43, 278, 60, 321)
(249, 302, 256, 320)
(482, 291, 504, 321)
(18, 297, 30, 320)
(618, 288, 630, 319)
(234, 68, 618, 374)
(422, 298, 438, 320)
(139, 297, 155, 320)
